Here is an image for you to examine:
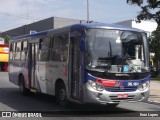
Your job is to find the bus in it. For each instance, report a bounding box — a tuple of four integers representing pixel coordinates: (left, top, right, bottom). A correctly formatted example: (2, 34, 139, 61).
(9, 23, 150, 107)
(0, 43, 9, 71)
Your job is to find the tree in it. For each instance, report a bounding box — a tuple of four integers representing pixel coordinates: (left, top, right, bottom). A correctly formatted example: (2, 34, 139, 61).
(127, 0, 160, 28)
(149, 28, 160, 73)
(4, 35, 11, 44)
(127, 0, 160, 74)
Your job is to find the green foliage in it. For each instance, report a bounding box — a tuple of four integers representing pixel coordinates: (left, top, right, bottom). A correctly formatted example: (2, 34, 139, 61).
(127, 0, 160, 75)
(151, 74, 160, 80)
(127, 0, 160, 8)
(150, 28, 160, 60)
(127, 0, 160, 28)
(4, 35, 11, 44)
(127, 0, 143, 5)
(149, 28, 160, 76)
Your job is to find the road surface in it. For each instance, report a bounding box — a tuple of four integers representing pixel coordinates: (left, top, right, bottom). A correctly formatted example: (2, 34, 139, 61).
(0, 72, 159, 120)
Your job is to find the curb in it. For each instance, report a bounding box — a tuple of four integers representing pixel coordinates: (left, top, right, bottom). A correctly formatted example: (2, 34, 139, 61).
(147, 100, 160, 105)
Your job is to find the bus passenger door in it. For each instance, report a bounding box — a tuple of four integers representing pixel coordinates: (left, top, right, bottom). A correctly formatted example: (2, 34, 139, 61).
(70, 37, 81, 100)
(29, 42, 38, 90)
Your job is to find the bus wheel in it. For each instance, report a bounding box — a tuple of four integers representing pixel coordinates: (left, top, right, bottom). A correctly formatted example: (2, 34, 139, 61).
(56, 83, 68, 107)
(19, 75, 29, 95)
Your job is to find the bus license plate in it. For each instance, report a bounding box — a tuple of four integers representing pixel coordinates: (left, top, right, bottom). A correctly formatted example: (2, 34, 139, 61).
(117, 94, 128, 98)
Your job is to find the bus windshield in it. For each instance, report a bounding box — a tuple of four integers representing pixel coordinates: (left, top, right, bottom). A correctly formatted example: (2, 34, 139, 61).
(86, 29, 149, 73)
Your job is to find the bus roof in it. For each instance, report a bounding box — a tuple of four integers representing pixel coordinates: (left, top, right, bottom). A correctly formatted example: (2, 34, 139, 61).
(12, 23, 144, 41)
(11, 30, 48, 40)
(70, 23, 143, 32)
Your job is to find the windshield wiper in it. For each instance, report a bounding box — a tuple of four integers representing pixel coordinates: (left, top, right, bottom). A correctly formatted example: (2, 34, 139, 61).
(108, 41, 112, 57)
(120, 53, 138, 73)
(126, 60, 138, 73)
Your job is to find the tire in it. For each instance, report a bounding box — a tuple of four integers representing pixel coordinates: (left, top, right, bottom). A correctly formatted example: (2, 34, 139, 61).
(56, 82, 68, 107)
(19, 75, 29, 95)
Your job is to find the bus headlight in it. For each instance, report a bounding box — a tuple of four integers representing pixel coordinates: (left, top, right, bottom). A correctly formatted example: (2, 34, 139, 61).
(88, 80, 104, 91)
(138, 81, 149, 91)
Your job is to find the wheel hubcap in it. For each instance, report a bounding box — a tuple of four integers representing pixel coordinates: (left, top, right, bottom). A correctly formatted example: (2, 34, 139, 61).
(59, 89, 65, 101)
(20, 83, 23, 92)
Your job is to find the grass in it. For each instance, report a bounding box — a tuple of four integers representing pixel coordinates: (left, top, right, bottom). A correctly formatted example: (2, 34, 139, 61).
(151, 75, 160, 80)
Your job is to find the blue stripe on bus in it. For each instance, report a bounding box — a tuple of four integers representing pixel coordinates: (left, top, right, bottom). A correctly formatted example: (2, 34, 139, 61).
(86, 73, 150, 85)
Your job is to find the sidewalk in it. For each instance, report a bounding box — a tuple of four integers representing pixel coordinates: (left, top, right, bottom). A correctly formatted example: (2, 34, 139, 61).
(148, 80, 160, 104)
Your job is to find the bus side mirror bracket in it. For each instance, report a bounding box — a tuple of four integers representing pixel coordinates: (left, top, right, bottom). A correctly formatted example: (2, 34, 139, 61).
(80, 30, 87, 52)
(80, 37, 87, 52)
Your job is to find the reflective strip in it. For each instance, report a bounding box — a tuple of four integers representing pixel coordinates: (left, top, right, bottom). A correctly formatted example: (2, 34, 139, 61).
(96, 79, 117, 87)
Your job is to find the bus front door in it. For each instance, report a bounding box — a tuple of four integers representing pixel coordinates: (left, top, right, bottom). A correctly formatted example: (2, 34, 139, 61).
(70, 37, 81, 100)
(29, 42, 38, 90)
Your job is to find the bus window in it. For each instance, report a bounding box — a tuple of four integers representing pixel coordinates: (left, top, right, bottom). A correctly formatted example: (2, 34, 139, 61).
(51, 35, 68, 62)
(15, 42, 21, 60)
(39, 38, 50, 61)
(21, 41, 28, 60)
(16, 42, 21, 52)
(9, 43, 13, 60)
(12, 43, 15, 60)
(13, 43, 16, 51)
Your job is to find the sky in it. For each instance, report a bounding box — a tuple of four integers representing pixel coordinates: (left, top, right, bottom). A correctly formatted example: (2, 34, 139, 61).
(0, 0, 142, 32)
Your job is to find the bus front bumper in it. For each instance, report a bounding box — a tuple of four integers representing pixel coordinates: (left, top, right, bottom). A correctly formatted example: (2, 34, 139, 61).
(83, 83, 150, 105)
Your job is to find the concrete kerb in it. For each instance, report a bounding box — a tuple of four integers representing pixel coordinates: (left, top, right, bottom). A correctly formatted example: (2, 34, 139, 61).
(147, 80, 160, 105)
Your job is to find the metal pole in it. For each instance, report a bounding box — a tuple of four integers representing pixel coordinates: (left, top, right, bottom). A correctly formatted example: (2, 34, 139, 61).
(87, 0, 89, 23)
(27, 0, 29, 24)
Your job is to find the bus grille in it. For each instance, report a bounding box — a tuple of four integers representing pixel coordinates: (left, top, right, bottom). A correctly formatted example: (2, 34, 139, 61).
(109, 95, 135, 102)
(105, 87, 137, 92)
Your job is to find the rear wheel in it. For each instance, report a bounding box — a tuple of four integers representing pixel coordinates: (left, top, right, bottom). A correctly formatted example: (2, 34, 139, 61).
(19, 75, 29, 95)
(56, 82, 68, 107)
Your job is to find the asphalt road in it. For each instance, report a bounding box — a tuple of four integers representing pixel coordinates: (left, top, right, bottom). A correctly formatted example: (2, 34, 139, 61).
(0, 72, 160, 120)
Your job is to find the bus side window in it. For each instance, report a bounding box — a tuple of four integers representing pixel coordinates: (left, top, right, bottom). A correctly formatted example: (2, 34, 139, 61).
(23, 41, 28, 51)
(51, 36, 60, 61)
(61, 35, 68, 62)
(21, 41, 28, 60)
(39, 38, 50, 61)
(50, 37, 54, 61)
(12, 43, 15, 60)
(16, 42, 21, 52)
(13, 43, 16, 51)
(15, 42, 21, 60)
(51, 34, 68, 62)
(9, 43, 13, 60)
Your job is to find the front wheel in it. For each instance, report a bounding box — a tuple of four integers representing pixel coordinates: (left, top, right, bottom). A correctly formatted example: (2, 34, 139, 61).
(19, 76, 29, 95)
(56, 83, 68, 107)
